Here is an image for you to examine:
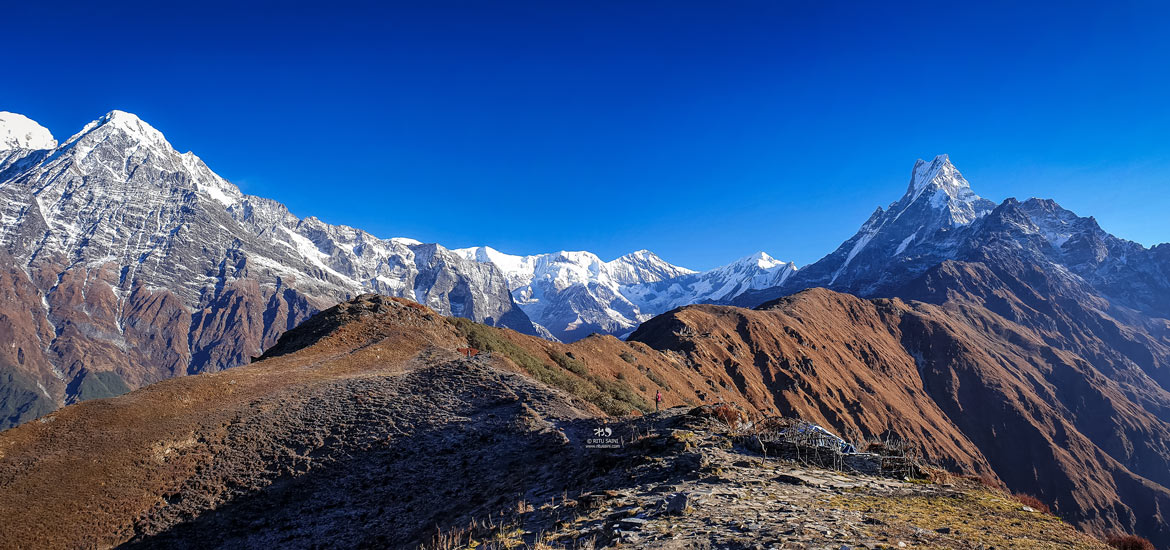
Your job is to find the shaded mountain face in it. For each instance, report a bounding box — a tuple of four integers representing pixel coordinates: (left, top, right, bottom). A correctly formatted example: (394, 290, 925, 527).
(0, 110, 536, 429)
(454, 246, 797, 342)
(0, 294, 1111, 549)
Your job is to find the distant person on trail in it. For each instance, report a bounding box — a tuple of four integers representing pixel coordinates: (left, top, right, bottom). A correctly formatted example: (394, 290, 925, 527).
(655, 390, 662, 412)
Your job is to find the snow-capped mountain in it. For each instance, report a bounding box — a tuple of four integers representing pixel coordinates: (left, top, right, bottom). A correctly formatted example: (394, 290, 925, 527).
(623, 251, 797, 312)
(452, 246, 696, 341)
(736, 155, 1170, 323)
(0, 110, 537, 427)
(736, 154, 996, 303)
(454, 246, 797, 341)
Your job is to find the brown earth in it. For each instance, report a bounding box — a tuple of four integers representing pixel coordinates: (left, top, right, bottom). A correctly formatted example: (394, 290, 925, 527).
(0, 291, 1164, 548)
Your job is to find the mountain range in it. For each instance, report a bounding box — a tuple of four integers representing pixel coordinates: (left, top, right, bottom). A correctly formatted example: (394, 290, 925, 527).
(1, 109, 1169, 546)
(0, 110, 797, 426)
(452, 246, 797, 341)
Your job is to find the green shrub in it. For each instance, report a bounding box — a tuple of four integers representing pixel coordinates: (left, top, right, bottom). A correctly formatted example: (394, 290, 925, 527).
(645, 369, 670, 391)
(549, 350, 588, 376)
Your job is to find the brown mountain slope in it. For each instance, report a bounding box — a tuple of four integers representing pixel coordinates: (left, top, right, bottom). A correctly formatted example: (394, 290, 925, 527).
(0, 294, 1108, 549)
(626, 290, 993, 476)
(0, 295, 593, 548)
(0, 249, 326, 428)
(629, 283, 1170, 547)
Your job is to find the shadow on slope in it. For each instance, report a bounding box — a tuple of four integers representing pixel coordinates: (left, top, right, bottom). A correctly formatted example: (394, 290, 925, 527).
(123, 359, 598, 549)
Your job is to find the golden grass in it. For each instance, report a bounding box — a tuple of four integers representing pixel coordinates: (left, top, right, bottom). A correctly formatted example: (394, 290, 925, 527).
(830, 486, 1109, 550)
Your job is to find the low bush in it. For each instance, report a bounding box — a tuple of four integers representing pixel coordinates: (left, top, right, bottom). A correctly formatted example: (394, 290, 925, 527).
(1105, 534, 1155, 550)
(1011, 492, 1051, 514)
(644, 369, 670, 391)
(549, 351, 588, 376)
(709, 403, 747, 428)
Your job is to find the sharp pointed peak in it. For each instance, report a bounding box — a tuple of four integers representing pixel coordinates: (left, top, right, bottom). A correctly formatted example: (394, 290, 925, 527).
(909, 154, 960, 192)
(913, 153, 951, 168)
(903, 153, 984, 204)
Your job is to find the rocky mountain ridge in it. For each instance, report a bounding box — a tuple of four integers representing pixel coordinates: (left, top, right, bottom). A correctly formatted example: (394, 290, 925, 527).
(0, 110, 537, 427)
(740, 154, 1169, 313)
(0, 110, 808, 427)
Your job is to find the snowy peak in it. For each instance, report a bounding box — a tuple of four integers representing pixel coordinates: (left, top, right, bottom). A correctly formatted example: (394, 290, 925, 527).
(65, 110, 170, 149)
(609, 249, 697, 285)
(619, 250, 797, 320)
(729, 251, 788, 271)
(901, 154, 991, 226)
(764, 155, 1000, 297)
(452, 246, 539, 289)
(43, 110, 247, 209)
(0, 112, 57, 150)
(908, 154, 959, 196)
(454, 247, 695, 289)
(453, 245, 788, 341)
(702, 252, 797, 292)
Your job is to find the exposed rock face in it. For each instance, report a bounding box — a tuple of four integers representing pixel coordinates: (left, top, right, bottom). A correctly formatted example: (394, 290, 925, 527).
(0, 111, 535, 429)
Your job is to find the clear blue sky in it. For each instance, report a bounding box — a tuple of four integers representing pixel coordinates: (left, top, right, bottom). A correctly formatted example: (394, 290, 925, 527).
(4, 1, 1168, 269)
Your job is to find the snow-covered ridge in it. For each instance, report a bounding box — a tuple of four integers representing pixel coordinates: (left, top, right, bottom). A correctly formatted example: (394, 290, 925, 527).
(453, 247, 696, 290)
(1, 109, 802, 345)
(0, 112, 57, 150)
(455, 246, 796, 341)
(0, 110, 536, 339)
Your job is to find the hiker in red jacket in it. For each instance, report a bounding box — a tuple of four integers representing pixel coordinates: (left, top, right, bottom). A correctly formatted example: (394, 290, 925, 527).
(655, 389, 662, 412)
